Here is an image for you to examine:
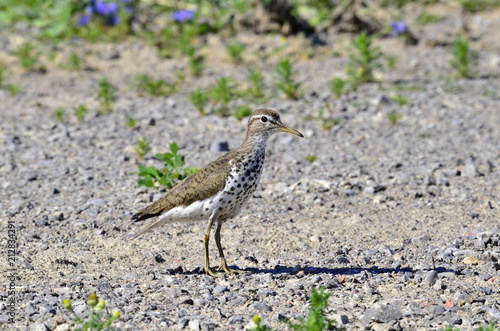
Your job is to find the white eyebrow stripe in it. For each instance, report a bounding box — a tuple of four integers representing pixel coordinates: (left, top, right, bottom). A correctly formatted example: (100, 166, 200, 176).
(251, 114, 278, 122)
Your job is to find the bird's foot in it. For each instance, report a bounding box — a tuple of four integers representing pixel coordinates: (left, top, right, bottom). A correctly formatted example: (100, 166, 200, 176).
(201, 266, 220, 277)
(217, 262, 245, 275)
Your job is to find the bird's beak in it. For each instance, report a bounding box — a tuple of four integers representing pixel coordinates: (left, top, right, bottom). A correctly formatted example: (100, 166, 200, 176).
(278, 123, 304, 137)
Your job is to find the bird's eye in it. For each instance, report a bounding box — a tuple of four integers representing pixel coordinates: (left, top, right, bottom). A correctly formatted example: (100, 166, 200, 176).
(261, 116, 268, 123)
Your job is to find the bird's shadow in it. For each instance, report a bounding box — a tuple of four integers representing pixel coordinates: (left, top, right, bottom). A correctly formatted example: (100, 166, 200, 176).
(173, 264, 456, 277)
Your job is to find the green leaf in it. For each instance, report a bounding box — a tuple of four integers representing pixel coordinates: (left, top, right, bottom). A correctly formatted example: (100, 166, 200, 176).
(169, 142, 178, 154)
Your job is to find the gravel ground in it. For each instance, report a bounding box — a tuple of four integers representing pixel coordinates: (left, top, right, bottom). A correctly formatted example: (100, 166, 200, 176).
(1, 9, 500, 330)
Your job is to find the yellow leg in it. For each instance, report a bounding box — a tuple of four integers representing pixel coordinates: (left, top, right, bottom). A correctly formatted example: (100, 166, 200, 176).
(214, 220, 244, 274)
(202, 214, 219, 277)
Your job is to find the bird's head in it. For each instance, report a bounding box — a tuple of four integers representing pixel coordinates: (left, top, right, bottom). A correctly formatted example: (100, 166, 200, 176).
(246, 109, 303, 140)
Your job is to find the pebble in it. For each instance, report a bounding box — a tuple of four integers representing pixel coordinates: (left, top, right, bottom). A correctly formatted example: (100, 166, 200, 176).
(362, 303, 403, 323)
(249, 302, 272, 312)
(209, 140, 230, 152)
(213, 285, 228, 294)
(423, 270, 438, 286)
(228, 315, 243, 324)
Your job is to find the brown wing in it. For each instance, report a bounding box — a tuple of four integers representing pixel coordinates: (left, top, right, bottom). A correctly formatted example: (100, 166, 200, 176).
(131, 156, 232, 222)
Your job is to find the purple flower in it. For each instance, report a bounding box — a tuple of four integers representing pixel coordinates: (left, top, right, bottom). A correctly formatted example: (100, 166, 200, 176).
(78, 15, 91, 26)
(94, 1, 119, 16)
(391, 21, 407, 36)
(107, 2, 118, 14)
(85, 5, 93, 15)
(172, 9, 195, 23)
(108, 15, 120, 25)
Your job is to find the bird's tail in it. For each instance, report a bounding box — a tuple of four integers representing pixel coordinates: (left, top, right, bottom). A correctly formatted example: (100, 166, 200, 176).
(132, 217, 173, 239)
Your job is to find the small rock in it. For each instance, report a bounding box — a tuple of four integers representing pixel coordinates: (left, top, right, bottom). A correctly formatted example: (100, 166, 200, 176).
(462, 163, 477, 177)
(39, 305, 56, 315)
(193, 298, 207, 306)
(333, 314, 349, 325)
(412, 235, 431, 245)
(249, 302, 272, 312)
(372, 194, 385, 204)
(423, 270, 438, 286)
(154, 255, 166, 263)
(213, 285, 228, 294)
(291, 264, 302, 274)
(188, 319, 200, 331)
(463, 256, 480, 265)
(227, 315, 243, 324)
(210, 140, 229, 152)
(439, 310, 462, 325)
(362, 303, 403, 323)
(28, 323, 49, 331)
(86, 198, 107, 206)
(480, 287, 493, 295)
(53, 324, 70, 331)
(433, 279, 443, 291)
(26, 302, 37, 316)
(336, 256, 350, 264)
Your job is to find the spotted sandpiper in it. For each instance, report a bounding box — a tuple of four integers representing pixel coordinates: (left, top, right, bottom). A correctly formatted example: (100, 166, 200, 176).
(132, 108, 303, 276)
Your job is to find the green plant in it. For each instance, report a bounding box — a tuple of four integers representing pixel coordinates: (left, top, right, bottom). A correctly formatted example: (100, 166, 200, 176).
(286, 287, 337, 331)
(125, 115, 137, 128)
(63, 293, 121, 331)
(246, 69, 265, 99)
(234, 105, 252, 120)
(0, 66, 5, 88)
(329, 78, 346, 99)
(74, 105, 88, 122)
(156, 20, 202, 59)
(381, 0, 419, 8)
(135, 142, 198, 188)
(7, 84, 20, 96)
(441, 322, 498, 331)
(226, 42, 245, 63)
(475, 322, 497, 331)
(391, 94, 409, 106)
(306, 155, 317, 164)
(385, 55, 398, 70)
(482, 90, 497, 98)
(318, 108, 342, 131)
(346, 32, 381, 89)
(450, 35, 474, 78)
(190, 88, 209, 116)
(295, 0, 335, 27)
(134, 138, 151, 159)
(64, 52, 84, 71)
(34, 0, 78, 40)
(134, 74, 176, 97)
(210, 77, 236, 116)
(175, 69, 185, 88)
(186, 46, 204, 77)
(97, 78, 116, 115)
(417, 11, 443, 24)
(15, 42, 46, 72)
(306, 108, 341, 131)
(53, 107, 66, 122)
(387, 111, 402, 125)
(275, 57, 301, 99)
(460, 0, 500, 13)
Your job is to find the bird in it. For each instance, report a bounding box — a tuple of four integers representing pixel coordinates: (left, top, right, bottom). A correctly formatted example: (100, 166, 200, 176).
(132, 108, 303, 276)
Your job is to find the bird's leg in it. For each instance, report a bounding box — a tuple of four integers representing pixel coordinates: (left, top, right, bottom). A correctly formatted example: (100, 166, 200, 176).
(202, 213, 219, 277)
(214, 220, 244, 274)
